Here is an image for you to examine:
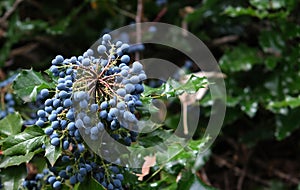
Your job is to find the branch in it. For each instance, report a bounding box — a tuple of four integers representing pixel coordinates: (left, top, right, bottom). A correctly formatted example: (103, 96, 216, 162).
(153, 7, 167, 22)
(135, 0, 143, 60)
(211, 35, 239, 46)
(0, 0, 24, 28)
(253, 158, 300, 185)
(212, 154, 271, 187)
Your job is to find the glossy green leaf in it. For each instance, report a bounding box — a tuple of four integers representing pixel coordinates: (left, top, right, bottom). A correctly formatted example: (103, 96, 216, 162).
(0, 152, 35, 169)
(0, 113, 23, 138)
(2, 125, 46, 156)
(0, 165, 27, 190)
(143, 75, 207, 99)
(44, 139, 62, 166)
(12, 69, 54, 102)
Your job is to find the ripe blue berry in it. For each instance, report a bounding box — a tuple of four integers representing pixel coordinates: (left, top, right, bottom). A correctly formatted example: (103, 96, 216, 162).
(97, 45, 107, 54)
(50, 137, 60, 146)
(121, 55, 130, 63)
(40, 89, 49, 98)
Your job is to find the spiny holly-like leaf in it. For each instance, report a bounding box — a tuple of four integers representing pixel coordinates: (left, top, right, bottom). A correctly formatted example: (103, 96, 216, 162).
(0, 113, 23, 138)
(2, 125, 46, 156)
(45, 139, 62, 166)
(12, 69, 55, 102)
(143, 75, 207, 99)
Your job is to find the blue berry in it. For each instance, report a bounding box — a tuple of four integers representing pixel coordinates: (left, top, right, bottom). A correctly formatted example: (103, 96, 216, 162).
(79, 100, 88, 109)
(69, 175, 77, 185)
(132, 61, 143, 73)
(121, 55, 130, 63)
(130, 76, 140, 84)
(79, 168, 87, 176)
(50, 137, 60, 146)
(55, 55, 64, 63)
(53, 181, 61, 189)
(90, 104, 98, 112)
(100, 101, 108, 110)
(37, 110, 46, 117)
(82, 58, 90, 66)
(103, 34, 111, 41)
(116, 88, 126, 97)
(113, 179, 122, 187)
(97, 45, 107, 54)
(90, 126, 99, 135)
(116, 174, 124, 181)
(35, 119, 44, 127)
(45, 128, 54, 135)
(63, 140, 69, 150)
(125, 84, 135, 93)
(40, 89, 49, 98)
(48, 176, 56, 185)
(63, 99, 72, 107)
(77, 173, 84, 182)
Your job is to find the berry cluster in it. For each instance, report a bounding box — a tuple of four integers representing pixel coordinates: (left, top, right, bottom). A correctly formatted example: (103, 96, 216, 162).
(22, 34, 145, 189)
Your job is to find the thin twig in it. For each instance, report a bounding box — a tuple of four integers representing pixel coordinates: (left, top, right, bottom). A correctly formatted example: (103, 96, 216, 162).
(211, 35, 239, 46)
(135, 0, 143, 60)
(198, 168, 211, 185)
(224, 172, 230, 190)
(253, 158, 300, 185)
(237, 148, 252, 190)
(212, 154, 271, 187)
(0, 0, 24, 28)
(153, 7, 167, 22)
(113, 6, 136, 20)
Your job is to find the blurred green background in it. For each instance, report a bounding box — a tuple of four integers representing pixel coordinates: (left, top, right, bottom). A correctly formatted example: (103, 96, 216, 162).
(0, 0, 299, 189)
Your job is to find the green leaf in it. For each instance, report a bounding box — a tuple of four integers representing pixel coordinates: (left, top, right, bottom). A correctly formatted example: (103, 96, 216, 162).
(74, 176, 105, 190)
(0, 113, 23, 138)
(2, 125, 46, 156)
(23, 155, 48, 175)
(138, 134, 164, 148)
(240, 100, 258, 118)
(12, 69, 54, 102)
(0, 165, 27, 190)
(275, 108, 300, 140)
(224, 5, 288, 19)
(45, 139, 62, 166)
(0, 152, 35, 169)
(177, 172, 217, 190)
(224, 6, 269, 19)
(250, 0, 286, 10)
(46, 4, 85, 35)
(219, 45, 261, 72)
(268, 96, 300, 109)
(259, 30, 285, 55)
(142, 75, 207, 99)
